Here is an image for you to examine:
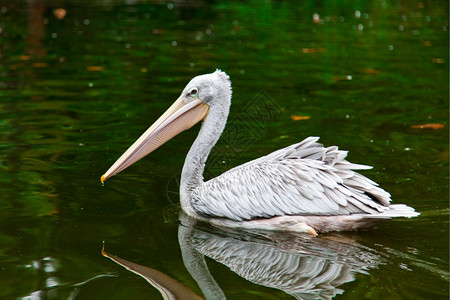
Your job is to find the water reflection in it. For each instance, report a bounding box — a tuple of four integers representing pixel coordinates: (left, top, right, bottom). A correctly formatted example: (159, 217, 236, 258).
(104, 213, 383, 299)
(102, 247, 203, 300)
(0, 0, 447, 298)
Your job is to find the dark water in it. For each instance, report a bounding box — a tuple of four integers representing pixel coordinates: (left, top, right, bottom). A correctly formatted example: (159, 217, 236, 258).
(0, 0, 448, 299)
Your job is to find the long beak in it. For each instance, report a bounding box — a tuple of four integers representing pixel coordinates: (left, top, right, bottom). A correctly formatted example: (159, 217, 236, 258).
(101, 97, 209, 182)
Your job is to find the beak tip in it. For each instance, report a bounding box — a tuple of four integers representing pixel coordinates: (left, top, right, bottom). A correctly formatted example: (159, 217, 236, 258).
(100, 174, 106, 183)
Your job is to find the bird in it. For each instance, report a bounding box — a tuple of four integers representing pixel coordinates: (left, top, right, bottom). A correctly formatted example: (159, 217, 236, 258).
(101, 69, 419, 235)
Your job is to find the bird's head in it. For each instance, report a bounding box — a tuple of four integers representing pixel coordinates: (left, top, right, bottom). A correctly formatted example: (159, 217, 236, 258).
(181, 69, 232, 108)
(101, 69, 231, 183)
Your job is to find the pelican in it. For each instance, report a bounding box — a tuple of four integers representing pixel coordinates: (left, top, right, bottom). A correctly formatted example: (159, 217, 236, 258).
(101, 70, 419, 235)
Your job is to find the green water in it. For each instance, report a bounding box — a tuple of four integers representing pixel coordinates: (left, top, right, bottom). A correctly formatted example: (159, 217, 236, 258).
(0, 0, 448, 299)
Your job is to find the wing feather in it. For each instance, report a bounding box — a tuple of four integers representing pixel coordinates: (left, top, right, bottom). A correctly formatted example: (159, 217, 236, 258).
(191, 137, 392, 221)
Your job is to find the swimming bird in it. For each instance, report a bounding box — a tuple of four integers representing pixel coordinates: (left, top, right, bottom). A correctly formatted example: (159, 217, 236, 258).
(101, 70, 419, 235)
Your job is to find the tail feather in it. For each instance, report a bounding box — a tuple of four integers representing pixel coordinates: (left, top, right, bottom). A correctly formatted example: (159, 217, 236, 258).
(363, 204, 420, 219)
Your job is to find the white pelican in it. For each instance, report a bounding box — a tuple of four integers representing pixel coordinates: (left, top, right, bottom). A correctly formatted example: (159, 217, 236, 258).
(101, 70, 419, 235)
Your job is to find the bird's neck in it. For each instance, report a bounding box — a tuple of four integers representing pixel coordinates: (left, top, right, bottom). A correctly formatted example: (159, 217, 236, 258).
(180, 103, 229, 214)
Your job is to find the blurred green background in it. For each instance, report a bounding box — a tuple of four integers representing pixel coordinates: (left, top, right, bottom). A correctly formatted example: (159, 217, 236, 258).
(0, 0, 448, 299)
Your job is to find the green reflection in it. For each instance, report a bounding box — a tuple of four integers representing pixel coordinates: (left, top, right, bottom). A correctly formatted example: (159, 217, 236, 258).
(0, 0, 448, 299)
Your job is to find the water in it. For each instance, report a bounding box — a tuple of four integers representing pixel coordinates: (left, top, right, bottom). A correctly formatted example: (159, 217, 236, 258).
(0, 0, 448, 299)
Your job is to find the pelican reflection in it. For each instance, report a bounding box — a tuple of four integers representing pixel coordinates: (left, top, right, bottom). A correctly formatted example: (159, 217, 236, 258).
(179, 214, 382, 299)
(103, 214, 383, 299)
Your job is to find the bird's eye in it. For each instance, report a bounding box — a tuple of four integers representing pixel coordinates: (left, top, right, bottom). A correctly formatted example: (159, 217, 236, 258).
(189, 88, 198, 97)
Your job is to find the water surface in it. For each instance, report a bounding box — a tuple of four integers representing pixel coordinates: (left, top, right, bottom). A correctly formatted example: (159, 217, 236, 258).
(0, 0, 448, 299)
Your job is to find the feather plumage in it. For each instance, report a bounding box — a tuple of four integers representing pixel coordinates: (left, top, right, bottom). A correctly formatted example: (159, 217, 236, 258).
(192, 137, 399, 222)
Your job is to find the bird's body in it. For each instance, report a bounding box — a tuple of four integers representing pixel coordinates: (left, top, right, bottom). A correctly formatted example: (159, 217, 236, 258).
(101, 70, 419, 234)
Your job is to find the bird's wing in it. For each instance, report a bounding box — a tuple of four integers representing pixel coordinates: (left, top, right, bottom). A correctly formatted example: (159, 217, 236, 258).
(191, 137, 392, 221)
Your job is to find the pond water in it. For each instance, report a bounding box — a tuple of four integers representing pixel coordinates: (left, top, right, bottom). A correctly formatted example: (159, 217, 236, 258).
(0, 0, 448, 299)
